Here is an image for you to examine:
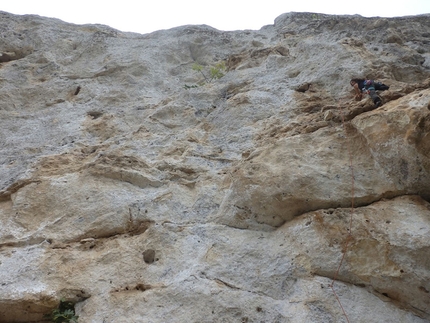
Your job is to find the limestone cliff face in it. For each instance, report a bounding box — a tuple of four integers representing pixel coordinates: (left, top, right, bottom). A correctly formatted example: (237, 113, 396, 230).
(0, 11, 429, 322)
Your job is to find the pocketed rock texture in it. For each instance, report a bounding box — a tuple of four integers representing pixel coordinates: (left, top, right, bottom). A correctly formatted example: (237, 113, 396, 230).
(0, 10, 430, 323)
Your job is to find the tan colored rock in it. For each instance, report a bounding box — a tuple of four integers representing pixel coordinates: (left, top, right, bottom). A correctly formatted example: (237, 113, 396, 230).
(218, 88, 430, 229)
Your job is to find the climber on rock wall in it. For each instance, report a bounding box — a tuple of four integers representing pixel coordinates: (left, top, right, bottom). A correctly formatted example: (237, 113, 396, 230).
(350, 78, 389, 108)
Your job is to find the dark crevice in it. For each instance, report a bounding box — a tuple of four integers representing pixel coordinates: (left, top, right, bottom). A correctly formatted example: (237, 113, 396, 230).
(0, 48, 33, 64)
(0, 53, 13, 63)
(87, 110, 103, 119)
(111, 283, 154, 293)
(142, 249, 156, 264)
(74, 86, 81, 95)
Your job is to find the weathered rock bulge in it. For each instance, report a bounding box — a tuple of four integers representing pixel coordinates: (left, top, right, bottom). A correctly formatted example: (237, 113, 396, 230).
(0, 10, 430, 322)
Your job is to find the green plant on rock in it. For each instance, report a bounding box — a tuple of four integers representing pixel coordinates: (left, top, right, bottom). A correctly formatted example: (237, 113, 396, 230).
(209, 61, 226, 80)
(45, 299, 79, 323)
(184, 61, 226, 89)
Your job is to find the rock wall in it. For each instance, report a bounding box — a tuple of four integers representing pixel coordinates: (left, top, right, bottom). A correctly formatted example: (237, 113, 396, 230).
(0, 11, 429, 322)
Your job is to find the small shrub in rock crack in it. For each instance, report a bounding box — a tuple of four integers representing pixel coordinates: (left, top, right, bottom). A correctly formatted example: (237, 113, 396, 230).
(184, 61, 226, 89)
(45, 299, 79, 323)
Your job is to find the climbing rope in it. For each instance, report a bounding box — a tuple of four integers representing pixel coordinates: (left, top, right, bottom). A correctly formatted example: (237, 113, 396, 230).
(330, 100, 355, 323)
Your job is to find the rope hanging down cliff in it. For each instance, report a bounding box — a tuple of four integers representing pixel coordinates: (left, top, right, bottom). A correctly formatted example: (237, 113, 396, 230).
(330, 99, 356, 323)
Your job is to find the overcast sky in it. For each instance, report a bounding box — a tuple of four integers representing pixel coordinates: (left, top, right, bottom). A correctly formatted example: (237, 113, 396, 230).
(2, 0, 430, 34)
